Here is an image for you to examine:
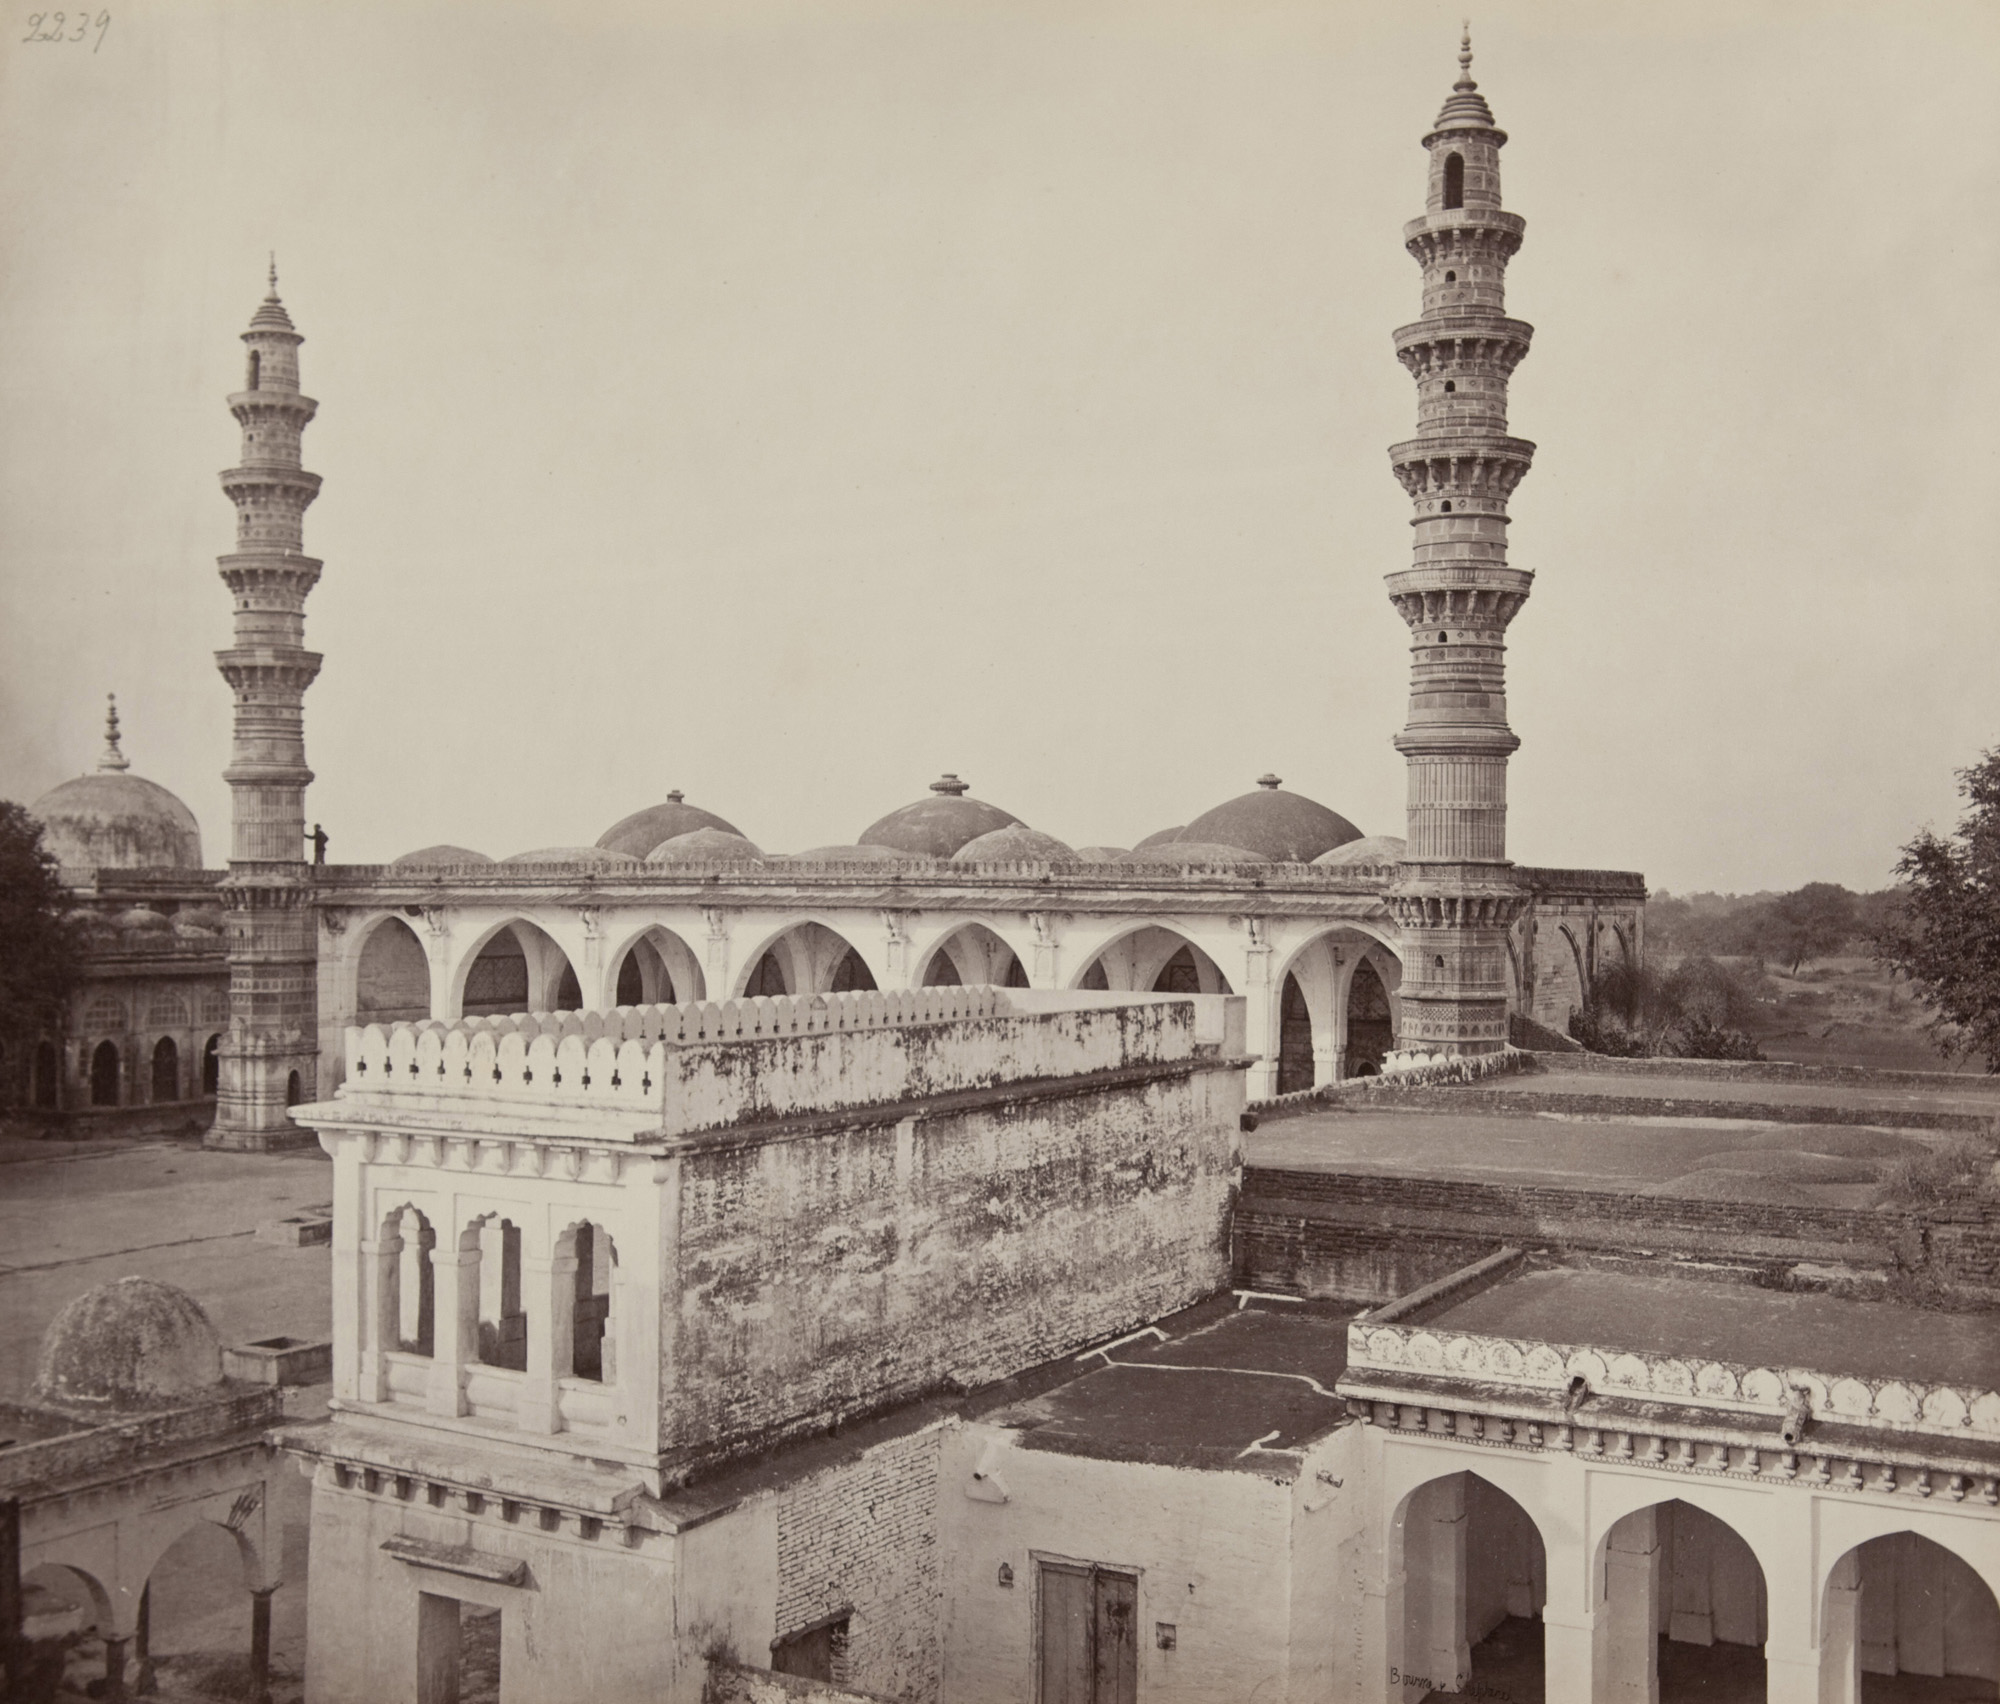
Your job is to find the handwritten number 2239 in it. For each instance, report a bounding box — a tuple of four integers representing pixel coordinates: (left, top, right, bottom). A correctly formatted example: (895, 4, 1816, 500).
(22, 12, 112, 49)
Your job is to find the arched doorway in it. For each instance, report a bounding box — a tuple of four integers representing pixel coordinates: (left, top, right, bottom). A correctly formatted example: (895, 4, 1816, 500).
(1597, 1501, 1767, 1702)
(1397, 1472, 1545, 1700)
(610, 927, 704, 1008)
(89, 1040, 120, 1107)
(1075, 929, 1232, 996)
(1822, 1531, 2000, 1699)
(739, 924, 878, 997)
(459, 921, 580, 1018)
(1276, 974, 1314, 1094)
(1347, 958, 1395, 1074)
(285, 1070, 303, 1107)
(355, 916, 431, 1024)
(134, 1519, 264, 1700)
(922, 924, 1029, 988)
(151, 1036, 179, 1103)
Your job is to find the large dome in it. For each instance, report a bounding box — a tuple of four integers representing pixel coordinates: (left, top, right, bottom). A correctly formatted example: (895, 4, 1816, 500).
(1172, 775, 1362, 864)
(31, 699, 202, 871)
(33, 1277, 224, 1411)
(859, 775, 1020, 859)
(598, 792, 743, 858)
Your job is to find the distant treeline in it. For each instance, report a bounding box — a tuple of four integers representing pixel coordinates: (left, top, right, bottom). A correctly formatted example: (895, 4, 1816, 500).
(1647, 883, 1905, 975)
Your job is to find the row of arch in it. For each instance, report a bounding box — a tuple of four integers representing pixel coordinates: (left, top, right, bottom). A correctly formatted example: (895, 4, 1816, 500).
(1, 1033, 224, 1110)
(352, 914, 1405, 1083)
(1392, 1468, 2000, 1700)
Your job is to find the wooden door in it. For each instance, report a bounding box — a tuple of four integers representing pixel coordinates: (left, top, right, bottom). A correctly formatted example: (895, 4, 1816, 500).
(1038, 1562, 1138, 1704)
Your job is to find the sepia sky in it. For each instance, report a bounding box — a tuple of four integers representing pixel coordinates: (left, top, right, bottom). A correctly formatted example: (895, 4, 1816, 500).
(2, 0, 1996, 894)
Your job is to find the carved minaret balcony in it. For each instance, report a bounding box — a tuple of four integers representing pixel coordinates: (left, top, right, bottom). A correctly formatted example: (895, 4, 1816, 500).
(211, 265, 323, 1150)
(1386, 36, 1533, 1059)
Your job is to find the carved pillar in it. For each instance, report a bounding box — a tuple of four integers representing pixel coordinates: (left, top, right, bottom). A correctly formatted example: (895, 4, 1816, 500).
(248, 1587, 275, 1704)
(422, 907, 453, 1020)
(1240, 917, 1277, 1100)
(881, 912, 912, 986)
(358, 1230, 400, 1401)
(519, 1249, 577, 1433)
(1600, 1507, 1662, 1704)
(427, 1240, 476, 1418)
(703, 908, 732, 1001)
(1027, 912, 1063, 988)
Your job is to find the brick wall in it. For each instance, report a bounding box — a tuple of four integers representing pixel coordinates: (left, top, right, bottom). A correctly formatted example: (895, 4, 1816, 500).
(668, 1063, 1239, 1467)
(775, 1426, 942, 1703)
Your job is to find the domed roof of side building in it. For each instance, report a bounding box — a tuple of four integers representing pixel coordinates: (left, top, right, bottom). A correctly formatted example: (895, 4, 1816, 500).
(1177, 775, 1361, 863)
(645, 828, 764, 863)
(390, 844, 495, 870)
(598, 791, 743, 858)
(1073, 846, 1134, 862)
(1127, 841, 1271, 866)
(500, 846, 642, 867)
(1314, 834, 1407, 868)
(30, 698, 203, 872)
(859, 775, 1020, 859)
(953, 824, 1075, 863)
(32, 1277, 225, 1411)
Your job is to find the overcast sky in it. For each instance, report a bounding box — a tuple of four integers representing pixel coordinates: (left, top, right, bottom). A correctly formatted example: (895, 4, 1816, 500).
(2, 0, 1995, 893)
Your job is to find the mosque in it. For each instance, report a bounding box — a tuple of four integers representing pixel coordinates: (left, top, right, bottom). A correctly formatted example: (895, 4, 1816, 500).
(9, 41, 2000, 1704)
(12, 30, 1644, 1148)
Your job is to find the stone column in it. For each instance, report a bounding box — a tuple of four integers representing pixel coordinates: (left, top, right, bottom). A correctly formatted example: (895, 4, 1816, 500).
(1240, 919, 1277, 1100)
(249, 1587, 275, 1704)
(1813, 1550, 1861, 1704)
(1543, 1609, 1596, 1704)
(358, 1230, 401, 1402)
(1408, 1476, 1471, 1693)
(1600, 1507, 1662, 1704)
(703, 908, 732, 1002)
(102, 1635, 129, 1703)
(1027, 913, 1063, 988)
(428, 1239, 477, 1418)
(133, 1585, 154, 1696)
(519, 1249, 577, 1433)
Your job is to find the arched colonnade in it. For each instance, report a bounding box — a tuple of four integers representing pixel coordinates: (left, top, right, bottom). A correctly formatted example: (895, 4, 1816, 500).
(326, 904, 1407, 1099)
(1365, 1439, 2000, 1703)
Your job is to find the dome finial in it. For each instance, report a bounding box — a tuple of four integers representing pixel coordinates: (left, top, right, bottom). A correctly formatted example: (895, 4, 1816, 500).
(1257, 773, 1283, 790)
(99, 693, 130, 773)
(1456, 20, 1476, 88)
(267, 252, 279, 297)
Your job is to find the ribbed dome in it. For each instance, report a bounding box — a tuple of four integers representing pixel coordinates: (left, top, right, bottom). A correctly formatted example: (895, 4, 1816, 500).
(1314, 834, 1407, 868)
(953, 824, 1075, 863)
(33, 1278, 224, 1412)
(500, 846, 641, 867)
(645, 828, 764, 863)
(598, 791, 743, 858)
(1176, 776, 1361, 864)
(32, 699, 201, 871)
(391, 844, 495, 870)
(859, 776, 1020, 859)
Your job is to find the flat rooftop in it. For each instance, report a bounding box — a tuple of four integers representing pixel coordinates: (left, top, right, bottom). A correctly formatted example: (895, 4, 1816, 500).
(1245, 1107, 1943, 1207)
(981, 1299, 1356, 1474)
(1468, 1065, 2000, 1119)
(1429, 1267, 2000, 1390)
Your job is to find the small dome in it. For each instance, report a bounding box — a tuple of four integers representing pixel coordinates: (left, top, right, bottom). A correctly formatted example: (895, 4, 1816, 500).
(114, 906, 173, 932)
(1176, 775, 1361, 863)
(33, 1278, 225, 1411)
(598, 791, 744, 858)
(1133, 826, 1184, 850)
(1315, 834, 1407, 868)
(1072, 846, 1134, 862)
(500, 846, 641, 867)
(645, 828, 764, 863)
(31, 698, 202, 871)
(953, 824, 1075, 863)
(860, 775, 1020, 859)
(391, 844, 495, 870)
(1128, 841, 1271, 866)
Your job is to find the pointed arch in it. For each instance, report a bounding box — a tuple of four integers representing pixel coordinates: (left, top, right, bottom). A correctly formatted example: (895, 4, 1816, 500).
(355, 914, 432, 1024)
(556, 1221, 618, 1383)
(1821, 1530, 2000, 1694)
(89, 1039, 120, 1107)
(1388, 1470, 1547, 1697)
(920, 922, 1029, 989)
(150, 1036, 180, 1102)
(605, 922, 706, 1009)
(450, 918, 581, 1018)
(1068, 925, 1232, 996)
(1443, 151, 1465, 210)
(1591, 1498, 1768, 1700)
(731, 919, 882, 998)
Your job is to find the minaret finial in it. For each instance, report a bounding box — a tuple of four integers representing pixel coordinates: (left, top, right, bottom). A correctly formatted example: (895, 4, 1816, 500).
(268, 252, 279, 296)
(99, 693, 130, 772)
(1457, 21, 1475, 88)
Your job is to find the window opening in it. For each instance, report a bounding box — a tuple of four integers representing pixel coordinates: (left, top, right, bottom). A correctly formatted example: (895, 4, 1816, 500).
(417, 1593, 500, 1704)
(568, 1224, 615, 1382)
(773, 1615, 850, 1685)
(1443, 380, 1456, 392)
(476, 1218, 527, 1372)
(247, 350, 261, 390)
(1443, 152, 1464, 209)
(201, 1034, 221, 1095)
(393, 1207, 436, 1356)
(285, 1069, 303, 1106)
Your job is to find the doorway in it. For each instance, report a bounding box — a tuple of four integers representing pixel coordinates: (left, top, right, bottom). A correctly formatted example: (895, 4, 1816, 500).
(1038, 1560, 1137, 1704)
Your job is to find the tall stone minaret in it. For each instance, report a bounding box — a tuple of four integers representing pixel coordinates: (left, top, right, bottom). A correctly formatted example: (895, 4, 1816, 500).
(210, 264, 323, 1149)
(1384, 34, 1534, 1059)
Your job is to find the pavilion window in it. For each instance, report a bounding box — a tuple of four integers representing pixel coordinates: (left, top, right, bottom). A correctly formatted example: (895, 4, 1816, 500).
(1443, 152, 1464, 209)
(476, 1218, 528, 1372)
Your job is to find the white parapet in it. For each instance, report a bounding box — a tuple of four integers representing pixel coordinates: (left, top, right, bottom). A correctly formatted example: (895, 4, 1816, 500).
(336, 986, 1235, 1140)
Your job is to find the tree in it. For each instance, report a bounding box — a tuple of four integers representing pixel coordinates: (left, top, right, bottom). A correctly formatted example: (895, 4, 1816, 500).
(0, 801, 85, 1106)
(1756, 882, 1858, 975)
(1881, 748, 2000, 1072)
